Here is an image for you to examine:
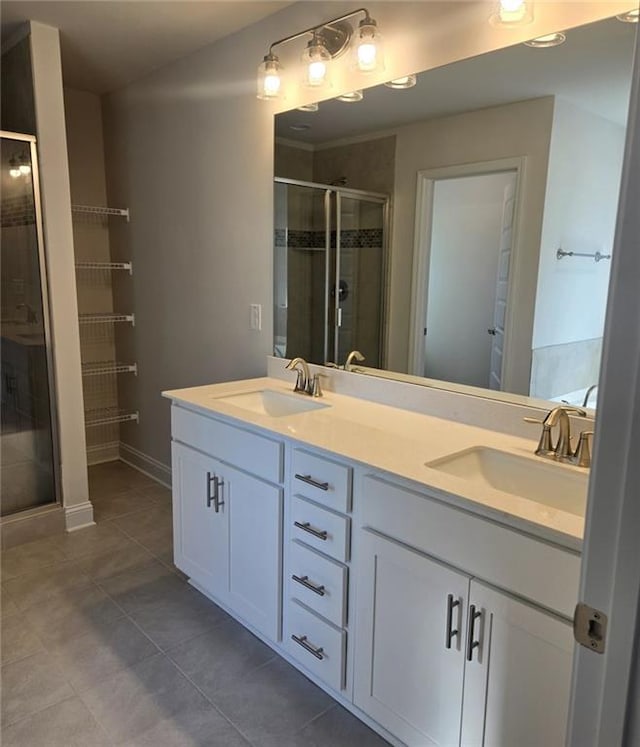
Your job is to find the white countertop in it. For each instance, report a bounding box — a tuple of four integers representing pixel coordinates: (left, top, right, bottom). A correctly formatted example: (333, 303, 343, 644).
(164, 377, 585, 551)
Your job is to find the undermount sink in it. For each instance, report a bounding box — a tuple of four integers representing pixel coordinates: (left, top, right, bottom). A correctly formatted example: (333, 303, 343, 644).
(214, 389, 330, 417)
(427, 447, 588, 516)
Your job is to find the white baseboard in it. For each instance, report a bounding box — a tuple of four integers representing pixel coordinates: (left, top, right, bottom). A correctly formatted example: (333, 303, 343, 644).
(65, 501, 95, 532)
(86, 441, 120, 466)
(119, 442, 171, 488)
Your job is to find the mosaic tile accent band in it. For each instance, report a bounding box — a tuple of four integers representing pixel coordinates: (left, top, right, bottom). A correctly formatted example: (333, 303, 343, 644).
(275, 228, 383, 249)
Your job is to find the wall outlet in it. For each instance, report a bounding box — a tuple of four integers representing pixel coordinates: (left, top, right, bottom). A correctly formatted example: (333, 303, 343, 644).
(250, 303, 262, 331)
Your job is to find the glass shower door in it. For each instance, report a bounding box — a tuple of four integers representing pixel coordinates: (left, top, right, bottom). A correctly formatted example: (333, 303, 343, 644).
(1, 133, 58, 515)
(329, 192, 386, 368)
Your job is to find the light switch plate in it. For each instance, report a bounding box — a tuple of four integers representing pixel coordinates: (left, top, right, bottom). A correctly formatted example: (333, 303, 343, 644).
(250, 304, 262, 331)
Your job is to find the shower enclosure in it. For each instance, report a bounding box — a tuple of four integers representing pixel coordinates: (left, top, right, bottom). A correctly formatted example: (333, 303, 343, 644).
(274, 178, 388, 368)
(1, 131, 59, 516)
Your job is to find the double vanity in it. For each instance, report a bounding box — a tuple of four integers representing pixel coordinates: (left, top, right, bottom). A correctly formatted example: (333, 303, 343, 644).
(163, 363, 589, 746)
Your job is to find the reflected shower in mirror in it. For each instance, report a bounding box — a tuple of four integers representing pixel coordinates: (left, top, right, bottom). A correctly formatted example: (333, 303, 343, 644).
(273, 15, 637, 410)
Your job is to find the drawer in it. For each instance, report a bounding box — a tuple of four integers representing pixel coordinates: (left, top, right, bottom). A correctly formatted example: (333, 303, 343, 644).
(288, 540, 348, 628)
(285, 600, 346, 692)
(172, 404, 283, 484)
(291, 496, 350, 563)
(291, 449, 352, 513)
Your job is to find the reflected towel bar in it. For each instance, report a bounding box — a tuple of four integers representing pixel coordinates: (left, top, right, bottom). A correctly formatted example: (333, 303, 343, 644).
(556, 248, 611, 263)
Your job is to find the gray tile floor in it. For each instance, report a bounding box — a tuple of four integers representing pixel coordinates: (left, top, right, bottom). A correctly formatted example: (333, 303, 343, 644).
(1, 461, 389, 746)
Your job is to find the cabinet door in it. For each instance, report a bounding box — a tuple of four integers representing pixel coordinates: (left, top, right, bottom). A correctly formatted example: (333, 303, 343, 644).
(461, 580, 574, 747)
(225, 464, 283, 642)
(354, 530, 469, 746)
(171, 442, 228, 599)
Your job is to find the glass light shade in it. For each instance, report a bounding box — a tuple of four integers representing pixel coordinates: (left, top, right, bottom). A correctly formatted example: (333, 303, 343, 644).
(257, 54, 282, 100)
(18, 163, 31, 175)
(617, 8, 639, 22)
(9, 167, 21, 178)
(297, 102, 319, 112)
(354, 18, 384, 73)
(302, 37, 331, 88)
(337, 90, 363, 102)
(489, 0, 533, 27)
(524, 31, 566, 48)
(384, 75, 417, 89)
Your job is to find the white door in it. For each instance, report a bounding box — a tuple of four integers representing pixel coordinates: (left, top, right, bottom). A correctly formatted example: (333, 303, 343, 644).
(171, 442, 228, 600)
(226, 464, 283, 642)
(424, 171, 516, 388)
(488, 180, 516, 390)
(461, 580, 575, 747)
(354, 530, 469, 746)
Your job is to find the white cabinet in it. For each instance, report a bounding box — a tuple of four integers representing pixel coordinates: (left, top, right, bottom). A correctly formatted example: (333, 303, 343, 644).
(354, 529, 469, 746)
(461, 581, 574, 747)
(354, 529, 575, 747)
(171, 409, 283, 643)
(172, 442, 227, 600)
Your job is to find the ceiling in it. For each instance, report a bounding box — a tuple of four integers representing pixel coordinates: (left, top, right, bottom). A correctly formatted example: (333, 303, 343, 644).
(276, 16, 637, 145)
(1, 1, 291, 93)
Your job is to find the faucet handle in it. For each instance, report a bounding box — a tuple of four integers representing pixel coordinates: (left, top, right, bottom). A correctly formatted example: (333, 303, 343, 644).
(523, 417, 555, 456)
(309, 373, 324, 398)
(573, 430, 594, 468)
(292, 369, 306, 393)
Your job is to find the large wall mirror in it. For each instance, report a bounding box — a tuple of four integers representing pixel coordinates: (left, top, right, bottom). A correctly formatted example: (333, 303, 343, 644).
(273, 15, 637, 411)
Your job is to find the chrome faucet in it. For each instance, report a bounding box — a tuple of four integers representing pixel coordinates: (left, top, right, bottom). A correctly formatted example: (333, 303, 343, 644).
(582, 384, 598, 408)
(285, 357, 323, 397)
(345, 350, 365, 371)
(524, 405, 591, 466)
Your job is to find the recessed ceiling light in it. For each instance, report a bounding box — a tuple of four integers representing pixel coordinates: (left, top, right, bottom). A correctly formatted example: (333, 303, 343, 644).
(289, 123, 311, 131)
(384, 75, 417, 89)
(617, 8, 639, 22)
(297, 102, 319, 112)
(524, 31, 566, 48)
(336, 90, 364, 102)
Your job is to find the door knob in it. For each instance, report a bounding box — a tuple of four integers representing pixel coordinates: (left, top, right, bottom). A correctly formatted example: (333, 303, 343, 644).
(487, 328, 497, 336)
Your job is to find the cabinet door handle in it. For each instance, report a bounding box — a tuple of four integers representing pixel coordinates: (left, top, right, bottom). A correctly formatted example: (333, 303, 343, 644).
(292, 574, 326, 596)
(293, 521, 328, 540)
(445, 593, 460, 649)
(291, 634, 324, 660)
(466, 604, 482, 661)
(213, 476, 225, 513)
(294, 473, 329, 491)
(206, 471, 215, 508)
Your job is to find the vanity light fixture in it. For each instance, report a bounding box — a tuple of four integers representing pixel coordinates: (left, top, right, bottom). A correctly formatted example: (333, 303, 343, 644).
(524, 31, 566, 48)
(384, 74, 417, 89)
(257, 8, 383, 101)
(337, 90, 364, 102)
(8, 157, 21, 178)
(489, 0, 533, 27)
(616, 8, 639, 22)
(296, 102, 319, 112)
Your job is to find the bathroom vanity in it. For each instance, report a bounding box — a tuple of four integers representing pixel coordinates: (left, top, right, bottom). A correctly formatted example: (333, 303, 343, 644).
(163, 370, 586, 747)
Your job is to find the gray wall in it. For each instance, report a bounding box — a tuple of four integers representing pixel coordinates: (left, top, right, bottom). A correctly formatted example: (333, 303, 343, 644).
(1, 34, 36, 135)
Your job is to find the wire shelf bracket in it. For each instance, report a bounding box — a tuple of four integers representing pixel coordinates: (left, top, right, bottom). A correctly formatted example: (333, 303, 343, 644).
(82, 362, 138, 377)
(79, 313, 135, 326)
(557, 248, 611, 263)
(75, 261, 133, 275)
(72, 205, 130, 222)
(85, 408, 139, 427)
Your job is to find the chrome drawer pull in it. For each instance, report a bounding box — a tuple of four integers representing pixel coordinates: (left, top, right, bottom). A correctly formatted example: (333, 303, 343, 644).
(291, 634, 324, 660)
(213, 475, 224, 513)
(292, 574, 326, 596)
(466, 604, 482, 662)
(206, 472, 215, 508)
(293, 521, 328, 540)
(294, 473, 329, 491)
(445, 593, 460, 650)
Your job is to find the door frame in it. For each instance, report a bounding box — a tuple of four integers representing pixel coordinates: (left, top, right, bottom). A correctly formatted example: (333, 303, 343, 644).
(567, 24, 640, 746)
(408, 157, 525, 390)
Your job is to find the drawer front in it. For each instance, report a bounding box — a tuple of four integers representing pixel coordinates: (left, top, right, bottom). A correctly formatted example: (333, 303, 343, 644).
(172, 405, 282, 484)
(359, 474, 581, 619)
(288, 540, 348, 628)
(285, 600, 346, 692)
(291, 496, 350, 563)
(291, 449, 352, 513)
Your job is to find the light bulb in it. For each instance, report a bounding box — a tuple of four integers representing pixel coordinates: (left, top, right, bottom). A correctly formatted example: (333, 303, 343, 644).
(302, 33, 331, 89)
(308, 60, 327, 86)
(354, 15, 384, 73)
(19, 164, 31, 175)
(9, 167, 21, 178)
(257, 53, 282, 100)
(489, 0, 532, 26)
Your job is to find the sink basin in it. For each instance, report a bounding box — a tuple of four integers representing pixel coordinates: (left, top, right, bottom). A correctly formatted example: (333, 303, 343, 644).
(427, 447, 588, 516)
(214, 389, 330, 418)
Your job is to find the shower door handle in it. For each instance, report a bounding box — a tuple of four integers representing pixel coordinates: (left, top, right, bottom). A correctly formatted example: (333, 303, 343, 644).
(336, 307, 343, 328)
